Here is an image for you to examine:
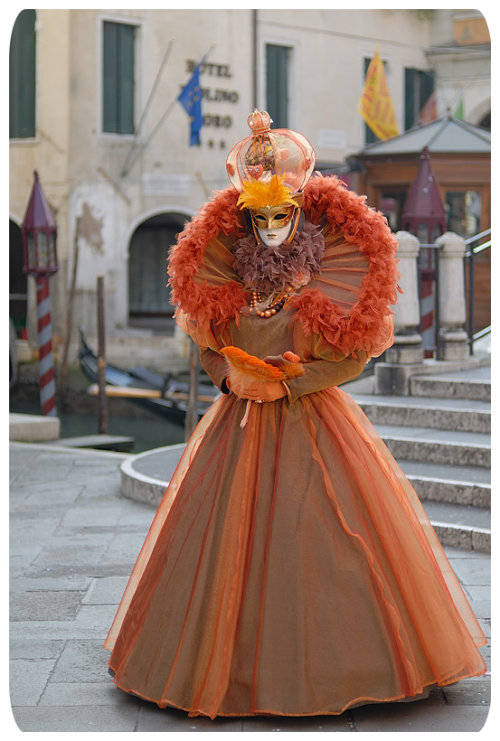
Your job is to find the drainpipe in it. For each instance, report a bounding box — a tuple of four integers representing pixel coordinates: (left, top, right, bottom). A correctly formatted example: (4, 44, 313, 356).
(252, 9, 258, 109)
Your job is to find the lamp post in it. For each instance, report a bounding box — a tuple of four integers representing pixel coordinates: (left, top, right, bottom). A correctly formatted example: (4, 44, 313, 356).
(21, 171, 59, 416)
(402, 147, 447, 356)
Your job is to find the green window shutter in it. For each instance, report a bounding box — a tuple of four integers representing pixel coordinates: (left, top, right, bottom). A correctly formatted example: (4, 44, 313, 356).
(405, 68, 435, 130)
(266, 44, 289, 129)
(117, 24, 135, 134)
(420, 69, 435, 110)
(9, 9, 36, 139)
(102, 22, 118, 132)
(405, 68, 416, 131)
(102, 21, 135, 134)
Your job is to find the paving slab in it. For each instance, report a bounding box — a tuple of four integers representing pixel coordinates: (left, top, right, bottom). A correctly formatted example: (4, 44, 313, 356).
(241, 712, 354, 732)
(39, 680, 132, 707)
(50, 639, 113, 684)
(9, 639, 65, 661)
(11, 704, 140, 733)
(136, 704, 246, 732)
(442, 678, 491, 706)
(10, 590, 84, 622)
(82, 575, 130, 605)
(10, 659, 58, 707)
(351, 694, 489, 732)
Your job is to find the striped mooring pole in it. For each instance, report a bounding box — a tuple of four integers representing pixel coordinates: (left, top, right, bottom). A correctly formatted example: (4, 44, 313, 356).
(36, 276, 57, 416)
(21, 170, 59, 417)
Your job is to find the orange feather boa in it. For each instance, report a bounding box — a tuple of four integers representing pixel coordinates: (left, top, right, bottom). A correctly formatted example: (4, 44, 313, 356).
(168, 175, 399, 357)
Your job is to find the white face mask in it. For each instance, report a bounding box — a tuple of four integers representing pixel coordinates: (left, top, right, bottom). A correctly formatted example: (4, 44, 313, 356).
(257, 222, 292, 248)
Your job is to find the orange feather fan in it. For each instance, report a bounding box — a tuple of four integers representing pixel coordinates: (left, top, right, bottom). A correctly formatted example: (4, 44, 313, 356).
(220, 346, 303, 382)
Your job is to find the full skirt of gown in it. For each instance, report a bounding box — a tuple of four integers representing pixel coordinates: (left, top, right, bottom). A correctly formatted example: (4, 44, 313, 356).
(104, 377, 486, 718)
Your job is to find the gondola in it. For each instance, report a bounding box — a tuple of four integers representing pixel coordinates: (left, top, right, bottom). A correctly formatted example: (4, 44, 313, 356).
(78, 327, 219, 424)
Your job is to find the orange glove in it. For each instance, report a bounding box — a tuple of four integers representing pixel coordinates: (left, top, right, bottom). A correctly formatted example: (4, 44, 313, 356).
(263, 351, 302, 373)
(226, 376, 287, 402)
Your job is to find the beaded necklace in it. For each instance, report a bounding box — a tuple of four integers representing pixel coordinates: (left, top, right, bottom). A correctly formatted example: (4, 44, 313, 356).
(249, 289, 294, 318)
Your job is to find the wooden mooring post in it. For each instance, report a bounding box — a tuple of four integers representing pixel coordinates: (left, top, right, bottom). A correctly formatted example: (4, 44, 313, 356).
(97, 276, 108, 434)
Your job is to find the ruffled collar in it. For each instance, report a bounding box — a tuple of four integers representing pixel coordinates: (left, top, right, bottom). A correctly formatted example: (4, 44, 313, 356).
(232, 222, 325, 294)
(168, 176, 399, 357)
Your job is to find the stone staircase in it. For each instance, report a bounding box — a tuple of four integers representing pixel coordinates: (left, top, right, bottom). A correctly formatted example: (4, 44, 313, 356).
(119, 364, 491, 554)
(351, 365, 491, 553)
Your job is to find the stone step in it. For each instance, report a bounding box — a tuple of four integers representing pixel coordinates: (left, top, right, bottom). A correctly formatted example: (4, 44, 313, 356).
(423, 500, 490, 553)
(9, 413, 60, 442)
(120, 444, 186, 506)
(376, 424, 490, 469)
(120, 444, 490, 552)
(352, 394, 490, 433)
(410, 368, 491, 401)
(424, 500, 490, 530)
(398, 460, 490, 508)
(50, 434, 135, 453)
(121, 448, 492, 509)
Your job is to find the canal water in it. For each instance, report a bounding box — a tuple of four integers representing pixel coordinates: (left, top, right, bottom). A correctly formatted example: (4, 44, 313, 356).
(10, 396, 187, 453)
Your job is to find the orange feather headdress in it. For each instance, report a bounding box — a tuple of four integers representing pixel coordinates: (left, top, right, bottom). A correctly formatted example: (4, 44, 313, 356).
(237, 175, 300, 211)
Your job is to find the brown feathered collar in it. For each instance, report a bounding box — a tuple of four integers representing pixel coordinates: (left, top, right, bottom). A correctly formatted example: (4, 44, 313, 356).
(232, 222, 325, 294)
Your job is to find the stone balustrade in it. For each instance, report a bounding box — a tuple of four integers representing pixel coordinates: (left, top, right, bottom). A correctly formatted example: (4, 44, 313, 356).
(375, 230, 469, 394)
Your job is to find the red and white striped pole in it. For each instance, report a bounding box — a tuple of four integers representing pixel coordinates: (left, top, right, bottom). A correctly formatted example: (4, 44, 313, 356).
(36, 276, 57, 416)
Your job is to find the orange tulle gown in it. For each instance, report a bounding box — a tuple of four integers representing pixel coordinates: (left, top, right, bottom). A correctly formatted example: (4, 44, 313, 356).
(104, 308, 487, 719)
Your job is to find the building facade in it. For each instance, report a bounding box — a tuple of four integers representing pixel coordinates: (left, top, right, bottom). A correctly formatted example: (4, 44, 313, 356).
(9, 9, 490, 368)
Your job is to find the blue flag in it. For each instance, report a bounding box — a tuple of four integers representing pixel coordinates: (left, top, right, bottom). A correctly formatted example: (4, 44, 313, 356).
(178, 65, 203, 146)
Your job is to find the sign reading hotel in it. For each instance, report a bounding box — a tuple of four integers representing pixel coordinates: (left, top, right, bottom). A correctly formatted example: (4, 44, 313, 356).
(186, 59, 238, 133)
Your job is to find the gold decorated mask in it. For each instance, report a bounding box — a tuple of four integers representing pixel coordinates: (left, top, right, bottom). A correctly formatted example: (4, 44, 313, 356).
(250, 205, 295, 231)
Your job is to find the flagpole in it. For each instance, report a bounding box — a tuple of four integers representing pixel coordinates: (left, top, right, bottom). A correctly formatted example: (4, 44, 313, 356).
(120, 43, 215, 177)
(135, 37, 176, 138)
(120, 38, 176, 177)
(145, 43, 215, 144)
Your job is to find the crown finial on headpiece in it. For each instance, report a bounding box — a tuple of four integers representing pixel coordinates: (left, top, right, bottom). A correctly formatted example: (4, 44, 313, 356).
(247, 110, 272, 135)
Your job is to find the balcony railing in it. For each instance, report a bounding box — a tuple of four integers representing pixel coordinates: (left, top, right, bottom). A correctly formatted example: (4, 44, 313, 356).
(464, 228, 491, 354)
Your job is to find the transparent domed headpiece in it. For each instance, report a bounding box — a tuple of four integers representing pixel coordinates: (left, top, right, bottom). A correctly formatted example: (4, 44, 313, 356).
(226, 110, 316, 194)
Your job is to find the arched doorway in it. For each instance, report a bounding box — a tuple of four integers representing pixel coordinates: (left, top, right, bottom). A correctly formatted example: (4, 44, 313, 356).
(9, 219, 27, 338)
(128, 211, 187, 332)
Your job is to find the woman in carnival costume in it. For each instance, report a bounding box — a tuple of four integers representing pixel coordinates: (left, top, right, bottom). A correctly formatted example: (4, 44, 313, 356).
(105, 111, 486, 719)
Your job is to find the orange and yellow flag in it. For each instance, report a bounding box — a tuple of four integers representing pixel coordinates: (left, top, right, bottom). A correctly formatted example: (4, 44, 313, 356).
(358, 48, 399, 140)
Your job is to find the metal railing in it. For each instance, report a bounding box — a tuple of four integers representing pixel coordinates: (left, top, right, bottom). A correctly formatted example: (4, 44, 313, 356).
(416, 229, 491, 359)
(464, 228, 491, 354)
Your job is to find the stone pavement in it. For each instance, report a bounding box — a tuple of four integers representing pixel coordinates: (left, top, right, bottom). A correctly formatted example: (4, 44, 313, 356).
(9, 441, 492, 734)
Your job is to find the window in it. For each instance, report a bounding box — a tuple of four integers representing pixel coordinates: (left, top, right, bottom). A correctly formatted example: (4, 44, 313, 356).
(445, 190, 482, 239)
(404, 68, 435, 130)
(377, 188, 408, 231)
(266, 44, 290, 129)
(102, 21, 135, 134)
(10, 10, 36, 139)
